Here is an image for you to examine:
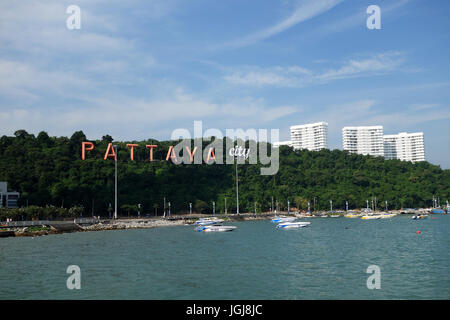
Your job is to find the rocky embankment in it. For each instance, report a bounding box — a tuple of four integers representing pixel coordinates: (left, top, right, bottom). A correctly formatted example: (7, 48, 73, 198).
(82, 219, 186, 231)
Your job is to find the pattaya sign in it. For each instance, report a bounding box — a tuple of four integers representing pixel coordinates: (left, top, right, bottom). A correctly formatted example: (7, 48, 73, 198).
(80, 121, 280, 175)
(81, 142, 221, 163)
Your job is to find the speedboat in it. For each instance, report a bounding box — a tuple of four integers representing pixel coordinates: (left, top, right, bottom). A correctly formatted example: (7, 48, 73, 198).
(271, 216, 296, 223)
(345, 212, 362, 218)
(412, 214, 428, 220)
(379, 212, 397, 219)
(361, 215, 381, 220)
(276, 221, 310, 229)
(195, 217, 224, 226)
(196, 225, 236, 232)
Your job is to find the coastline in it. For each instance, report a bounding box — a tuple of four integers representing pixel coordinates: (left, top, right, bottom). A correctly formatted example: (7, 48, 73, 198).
(0, 213, 274, 238)
(0, 210, 441, 238)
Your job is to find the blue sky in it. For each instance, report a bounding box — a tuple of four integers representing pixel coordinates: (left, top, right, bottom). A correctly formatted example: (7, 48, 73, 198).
(0, 0, 449, 167)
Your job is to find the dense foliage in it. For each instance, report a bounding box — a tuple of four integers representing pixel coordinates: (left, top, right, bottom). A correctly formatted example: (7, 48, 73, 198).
(0, 130, 448, 217)
(0, 205, 83, 221)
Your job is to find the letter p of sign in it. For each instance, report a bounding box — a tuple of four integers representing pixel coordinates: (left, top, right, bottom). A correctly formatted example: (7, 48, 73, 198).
(66, 265, 81, 290)
(366, 265, 381, 290)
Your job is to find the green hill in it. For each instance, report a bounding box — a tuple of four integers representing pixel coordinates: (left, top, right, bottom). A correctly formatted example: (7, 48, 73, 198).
(0, 130, 448, 216)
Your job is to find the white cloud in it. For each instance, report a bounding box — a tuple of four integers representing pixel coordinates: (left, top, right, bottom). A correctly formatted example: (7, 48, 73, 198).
(224, 52, 406, 88)
(222, 0, 343, 48)
(0, 86, 299, 140)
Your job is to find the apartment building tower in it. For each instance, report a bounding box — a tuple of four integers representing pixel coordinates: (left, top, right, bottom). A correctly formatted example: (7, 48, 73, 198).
(383, 132, 425, 163)
(289, 122, 328, 151)
(342, 126, 384, 157)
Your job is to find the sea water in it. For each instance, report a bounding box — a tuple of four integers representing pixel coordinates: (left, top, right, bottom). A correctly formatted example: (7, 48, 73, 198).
(0, 215, 449, 299)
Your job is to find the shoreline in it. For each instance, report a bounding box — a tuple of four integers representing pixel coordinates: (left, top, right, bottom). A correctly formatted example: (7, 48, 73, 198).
(0, 210, 443, 238)
(0, 213, 275, 238)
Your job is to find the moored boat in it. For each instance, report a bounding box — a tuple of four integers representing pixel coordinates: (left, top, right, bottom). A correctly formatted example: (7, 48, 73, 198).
(195, 217, 224, 226)
(379, 213, 397, 219)
(276, 221, 310, 229)
(345, 212, 362, 218)
(271, 216, 296, 223)
(196, 225, 236, 232)
(412, 214, 428, 220)
(361, 215, 381, 220)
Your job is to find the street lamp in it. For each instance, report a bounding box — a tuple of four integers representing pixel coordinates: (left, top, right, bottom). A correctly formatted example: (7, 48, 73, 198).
(330, 200, 333, 212)
(168, 202, 171, 217)
(213, 201, 215, 215)
(346, 201, 348, 212)
(271, 197, 274, 213)
(189, 202, 192, 215)
(235, 155, 239, 215)
(113, 144, 118, 219)
(287, 200, 290, 214)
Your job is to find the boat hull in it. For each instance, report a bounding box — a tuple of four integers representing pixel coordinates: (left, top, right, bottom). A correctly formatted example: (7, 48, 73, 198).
(361, 215, 381, 220)
(276, 222, 310, 229)
(196, 225, 236, 232)
(272, 217, 296, 223)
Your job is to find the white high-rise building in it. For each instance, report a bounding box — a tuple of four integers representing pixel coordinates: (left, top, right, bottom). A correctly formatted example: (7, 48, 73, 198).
(342, 126, 384, 157)
(383, 132, 425, 163)
(289, 122, 328, 151)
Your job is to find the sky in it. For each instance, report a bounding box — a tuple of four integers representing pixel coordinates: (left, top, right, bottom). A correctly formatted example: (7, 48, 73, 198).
(0, 0, 449, 168)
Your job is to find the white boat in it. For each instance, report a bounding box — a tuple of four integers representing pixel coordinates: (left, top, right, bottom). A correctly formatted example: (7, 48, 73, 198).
(195, 217, 224, 225)
(412, 214, 428, 220)
(196, 225, 237, 232)
(271, 216, 296, 223)
(276, 221, 310, 229)
(345, 212, 362, 218)
(361, 215, 381, 220)
(379, 213, 397, 219)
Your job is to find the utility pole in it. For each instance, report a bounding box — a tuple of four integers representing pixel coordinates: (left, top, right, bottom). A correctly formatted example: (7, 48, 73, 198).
(168, 202, 171, 217)
(346, 201, 348, 212)
(308, 201, 311, 213)
(224, 197, 227, 215)
(385, 200, 388, 211)
(213, 201, 215, 215)
(189, 202, 192, 215)
(287, 200, 290, 214)
(330, 200, 333, 212)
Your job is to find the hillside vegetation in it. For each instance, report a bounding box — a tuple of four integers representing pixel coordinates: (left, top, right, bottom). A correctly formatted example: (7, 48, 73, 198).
(0, 130, 448, 216)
